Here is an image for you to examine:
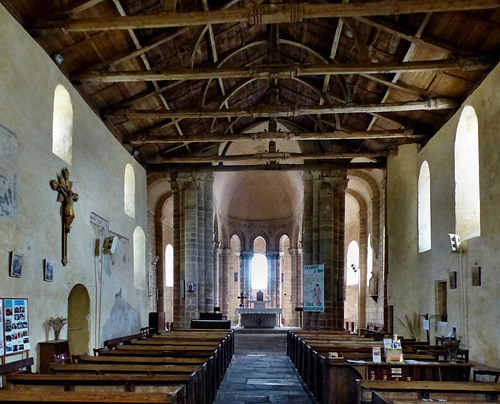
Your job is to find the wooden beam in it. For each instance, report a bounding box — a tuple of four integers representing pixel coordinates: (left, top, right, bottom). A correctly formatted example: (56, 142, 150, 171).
(76, 57, 493, 82)
(147, 161, 386, 171)
(116, 99, 458, 119)
(40, 0, 106, 20)
(127, 129, 422, 144)
(32, 0, 500, 33)
(150, 150, 389, 164)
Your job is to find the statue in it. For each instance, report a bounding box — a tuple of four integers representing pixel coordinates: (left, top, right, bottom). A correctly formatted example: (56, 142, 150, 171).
(50, 168, 79, 266)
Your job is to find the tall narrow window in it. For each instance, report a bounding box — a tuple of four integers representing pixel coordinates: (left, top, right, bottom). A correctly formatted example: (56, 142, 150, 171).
(346, 241, 359, 285)
(251, 253, 268, 290)
(367, 234, 373, 286)
(124, 164, 135, 218)
(455, 106, 480, 240)
(418, 161, 431, 252)
(52, 85, 73, 165)
(133, 226, 146, 290)
(165, 244, 174, 287)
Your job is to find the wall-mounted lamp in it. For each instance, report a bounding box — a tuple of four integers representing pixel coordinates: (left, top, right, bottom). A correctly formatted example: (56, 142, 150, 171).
(448, 233, 461, 253)
(102, 236, 118, 254)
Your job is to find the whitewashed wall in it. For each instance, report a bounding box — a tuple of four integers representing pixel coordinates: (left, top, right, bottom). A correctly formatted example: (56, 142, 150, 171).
(388, 63, 500, 367)
(0, 5, 148, 369)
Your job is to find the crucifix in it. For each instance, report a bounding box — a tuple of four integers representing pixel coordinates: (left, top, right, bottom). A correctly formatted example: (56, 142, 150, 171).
(50, 168, 79, 266)
(237, 293, 247, 308)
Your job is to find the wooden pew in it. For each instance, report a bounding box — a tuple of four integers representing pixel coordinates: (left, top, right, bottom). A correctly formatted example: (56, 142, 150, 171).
(0, 358, 34, 376)
(75, 354, 208, 366)
(359, 380, 500, 403)
(6, 373, 193, 404)
(0, 390, 182, 403)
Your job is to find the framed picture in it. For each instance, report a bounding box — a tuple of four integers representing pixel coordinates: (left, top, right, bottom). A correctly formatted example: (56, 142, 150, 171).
(9, 252, 23, 278)
(44, 259, 54, 282)
(449, 271, 457, 289)
(471, 266, 481, 286)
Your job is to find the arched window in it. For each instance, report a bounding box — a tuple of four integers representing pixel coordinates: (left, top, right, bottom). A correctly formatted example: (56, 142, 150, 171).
(346, 241, 359, 285)
(455, 106, 480, 240)
(418, 161, 431, 252)
(133, 226, 146, 290)
(52, 85, 73, 164)
(251, 253, 268, 290)
(367, 234, 373, 286)
(124, 164, 135, 218)
(165, 244, 174, 287)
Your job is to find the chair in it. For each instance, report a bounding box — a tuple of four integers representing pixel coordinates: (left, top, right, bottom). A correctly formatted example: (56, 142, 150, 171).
(473, 369, 500, 383)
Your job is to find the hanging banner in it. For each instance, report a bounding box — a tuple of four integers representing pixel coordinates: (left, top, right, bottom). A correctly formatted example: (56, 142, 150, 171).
(3, 299, 30, 355)
(0, 299, 4, 357)
(303, 264, 325, 312)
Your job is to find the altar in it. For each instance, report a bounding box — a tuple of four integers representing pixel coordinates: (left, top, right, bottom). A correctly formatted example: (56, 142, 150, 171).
(235, 307, 283, 328)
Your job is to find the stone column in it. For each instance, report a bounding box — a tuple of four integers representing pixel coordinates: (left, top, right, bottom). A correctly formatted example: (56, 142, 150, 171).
(214, 244, 220, 309)
(239, 251, 253, 306)
(204, 173, 214, 312)
(289, 247, 302, 327)
(220, 247, 231, 315)
(169, 177, 184, 329)
(195, 175, 206, 313)
(266, 251, 282, 308)
(302, 170, 347, 330)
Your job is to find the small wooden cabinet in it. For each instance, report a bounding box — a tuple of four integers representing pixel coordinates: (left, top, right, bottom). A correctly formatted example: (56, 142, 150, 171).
(38, 340, 70, 373)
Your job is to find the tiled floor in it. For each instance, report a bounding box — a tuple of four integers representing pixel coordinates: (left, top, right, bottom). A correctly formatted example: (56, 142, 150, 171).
(214, 331, 315, 404)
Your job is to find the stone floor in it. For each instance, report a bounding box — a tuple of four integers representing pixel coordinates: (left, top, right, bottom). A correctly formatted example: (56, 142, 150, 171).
(214, 330, 315, 404)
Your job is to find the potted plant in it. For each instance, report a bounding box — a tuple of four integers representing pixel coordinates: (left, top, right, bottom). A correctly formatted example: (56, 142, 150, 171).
(46, 317, 68, 340)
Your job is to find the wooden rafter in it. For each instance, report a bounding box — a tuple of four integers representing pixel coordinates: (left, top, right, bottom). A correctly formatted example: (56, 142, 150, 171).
(31, 0, 500, 33)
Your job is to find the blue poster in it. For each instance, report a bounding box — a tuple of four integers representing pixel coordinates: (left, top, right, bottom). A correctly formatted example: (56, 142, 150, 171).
(303, 264, 325, 312)
(3, 298, 30, 355)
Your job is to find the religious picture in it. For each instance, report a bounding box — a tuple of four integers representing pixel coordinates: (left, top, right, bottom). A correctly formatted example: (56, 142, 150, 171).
(44, 259, 54, 282)
(187, 281, 194, 293)
(303, 264, 325, 312)
(449, 271, 457, 289)
(9, 252, 23, 278)
(471, 266, 481, 286)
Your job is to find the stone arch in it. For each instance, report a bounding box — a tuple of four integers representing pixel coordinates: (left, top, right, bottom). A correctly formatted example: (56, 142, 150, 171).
(67, 284, 90, 356)
(348, 170, 381, 257)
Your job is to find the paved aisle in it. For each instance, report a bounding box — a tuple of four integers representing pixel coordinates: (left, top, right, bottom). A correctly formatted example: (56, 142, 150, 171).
(214, 331, 315, 404)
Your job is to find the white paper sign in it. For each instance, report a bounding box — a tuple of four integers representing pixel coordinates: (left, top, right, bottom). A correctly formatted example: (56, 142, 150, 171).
(303, 264, 325, 312)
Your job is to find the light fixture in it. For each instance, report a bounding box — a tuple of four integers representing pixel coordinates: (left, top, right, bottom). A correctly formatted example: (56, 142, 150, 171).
(54, 54, 64, 64)
(448, 233, 461, 253)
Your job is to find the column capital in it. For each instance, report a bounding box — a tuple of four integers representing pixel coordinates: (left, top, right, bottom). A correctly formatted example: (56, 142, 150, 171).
(238, 251, 254, 260)
(288, 247, 302, 256)
(265, 251, 281, 260)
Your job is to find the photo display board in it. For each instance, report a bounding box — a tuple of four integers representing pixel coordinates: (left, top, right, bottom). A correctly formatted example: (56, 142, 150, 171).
(0, 299, 4, 356)
(3, 299, 30, 355)
(303, 264, 325, 312)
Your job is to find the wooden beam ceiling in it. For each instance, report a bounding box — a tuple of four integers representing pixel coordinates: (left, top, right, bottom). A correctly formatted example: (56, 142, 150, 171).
(31, 0, 500, 33)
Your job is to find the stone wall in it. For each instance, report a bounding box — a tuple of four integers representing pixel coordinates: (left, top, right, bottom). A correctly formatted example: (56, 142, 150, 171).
(388, 62, 500, 367)
(0, 5, 148, 368)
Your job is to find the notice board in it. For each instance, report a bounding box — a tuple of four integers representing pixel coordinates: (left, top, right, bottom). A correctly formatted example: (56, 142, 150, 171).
(3, 298, 30, 355)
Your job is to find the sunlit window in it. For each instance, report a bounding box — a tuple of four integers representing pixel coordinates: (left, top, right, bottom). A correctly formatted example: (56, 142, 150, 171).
(165, 244, 174, 287)
(124, 164, 135, 218)
(133, 226, 146, 290)
(418, 161, 431, 252)
(367, 234, 373, 286)
(346, 241, 359, 285)
(455, 106, 480, 240)
(52, 85, 73, 164)
(251, 253, 268, 290)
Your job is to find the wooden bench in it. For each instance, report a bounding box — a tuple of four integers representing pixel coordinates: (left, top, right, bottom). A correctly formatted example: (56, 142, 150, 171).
(359, 380, 500, 403)
(104, 333, 145, 349)
(0, 390, 182, 403)
(190, 320, 231, 329)
(0, 358, 34, 376)
(6, 373, 193, 404)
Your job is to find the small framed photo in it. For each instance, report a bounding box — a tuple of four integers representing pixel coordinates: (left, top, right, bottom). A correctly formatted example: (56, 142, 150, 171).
(471, 266, 481, 286)
(9, 252, 23, 278)
(449, 271, 457, 289)
(44, 259, 54, 282)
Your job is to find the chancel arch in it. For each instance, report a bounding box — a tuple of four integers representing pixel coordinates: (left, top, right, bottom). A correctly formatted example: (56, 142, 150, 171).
(52, 84, 73, 165)
(455, 105, 481, 240)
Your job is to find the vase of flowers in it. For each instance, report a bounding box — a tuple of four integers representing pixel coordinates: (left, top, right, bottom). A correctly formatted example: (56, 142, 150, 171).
(46, 317, 68, 340)
(445, 336, 461, 364)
